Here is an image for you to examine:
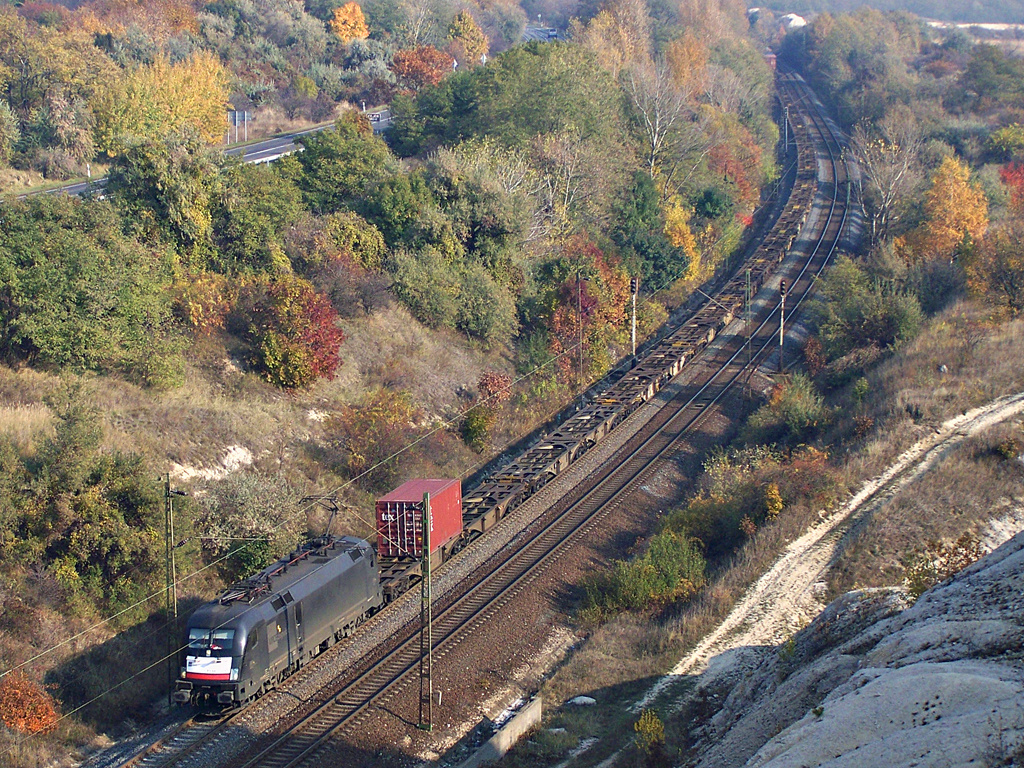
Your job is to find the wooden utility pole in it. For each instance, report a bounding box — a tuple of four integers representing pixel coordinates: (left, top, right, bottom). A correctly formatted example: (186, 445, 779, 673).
(418, 492, 433, 731)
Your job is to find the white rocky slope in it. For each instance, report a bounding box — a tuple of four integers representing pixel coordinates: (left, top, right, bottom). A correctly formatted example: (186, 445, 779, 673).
(695, 532, 1024, 768)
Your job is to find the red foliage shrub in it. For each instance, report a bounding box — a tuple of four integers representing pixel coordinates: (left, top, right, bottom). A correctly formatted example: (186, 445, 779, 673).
(238, 275, 345, 388)
(478, 370, 512, 404)
(1000, 161, 1024, 211)
(803, 336, 827, 377)
(548, 238, 630, 385)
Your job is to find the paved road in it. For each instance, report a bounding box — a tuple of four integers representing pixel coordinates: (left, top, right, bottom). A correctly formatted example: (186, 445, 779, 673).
(521, 26, 559, 41)
(24, 109, 391, 198)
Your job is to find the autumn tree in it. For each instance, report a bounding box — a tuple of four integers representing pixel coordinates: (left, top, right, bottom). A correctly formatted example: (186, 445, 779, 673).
(906, 155, 988, 262)
(448, 10, 488, 67)
(662, 195, 700, 278)
(461, 370, 512, 451)
(1000, 161, 1024, 212)
(625, 60, 692, 178)
(326, 388, 418, 491)
(93, 51, 229, 154)
(391, 45, 454, 91)
(572, 0, 652, 80)
(330, 2, 369, 44)
(676, 0, 745, 40)
(547, 238, 629, 387)
(665, 32, 708, 96)
(0, 10, 117, 114)
(851, 108, 922, 246)
(531, 130, 625, 239)
(966, 224, 1024, 316)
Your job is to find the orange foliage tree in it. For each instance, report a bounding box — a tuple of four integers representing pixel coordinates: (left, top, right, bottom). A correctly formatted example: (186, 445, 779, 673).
(572, 0, 651, 80)
(391, 45, 454, 91)
(904, 155, 988, 261)
(447, 10, 488, 67)
(0, 671, 59, 734)
(966, 224, 1024, 316)
(665, 32, 708, 96)
(329, 2, 369, 44)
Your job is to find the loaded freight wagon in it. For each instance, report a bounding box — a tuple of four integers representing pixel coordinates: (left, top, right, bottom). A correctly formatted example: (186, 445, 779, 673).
(376, 479, 463, 600)
(375, 478, 462, 560)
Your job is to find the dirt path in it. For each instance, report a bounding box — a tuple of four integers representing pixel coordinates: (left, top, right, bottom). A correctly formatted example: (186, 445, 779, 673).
(632, 390, 1024, 715)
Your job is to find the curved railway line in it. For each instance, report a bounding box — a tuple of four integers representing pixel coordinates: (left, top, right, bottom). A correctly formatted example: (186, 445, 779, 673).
(112, 69, 857, 768)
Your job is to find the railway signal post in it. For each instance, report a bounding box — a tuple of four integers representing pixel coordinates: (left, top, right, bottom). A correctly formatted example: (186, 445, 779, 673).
(779, 280, 787, 374)
(418, 492, 434, 732)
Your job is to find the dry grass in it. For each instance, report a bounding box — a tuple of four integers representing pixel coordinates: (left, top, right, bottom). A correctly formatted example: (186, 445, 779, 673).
(0, 163, 110, 195)
(827, 421, 1024, 596)
(0, 405, 53, 454)
(236, 104, 342, 144)
(0, 167, 50, 193)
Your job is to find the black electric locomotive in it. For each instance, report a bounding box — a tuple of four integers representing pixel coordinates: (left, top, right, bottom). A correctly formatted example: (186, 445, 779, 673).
(174, 535, 383, 707)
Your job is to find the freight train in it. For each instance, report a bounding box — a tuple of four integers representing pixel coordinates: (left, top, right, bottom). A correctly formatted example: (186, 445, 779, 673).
(175, 76, 824, 708)
(175, 480, 461, 706)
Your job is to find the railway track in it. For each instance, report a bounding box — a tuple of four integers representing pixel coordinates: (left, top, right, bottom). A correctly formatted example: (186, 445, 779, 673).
(116, 713, 234, 768)
(217, 70, 857, 768)
(112, 70, 856, 768)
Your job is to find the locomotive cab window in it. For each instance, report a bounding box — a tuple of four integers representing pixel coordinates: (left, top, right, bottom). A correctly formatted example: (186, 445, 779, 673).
(188, 628, 235, 656)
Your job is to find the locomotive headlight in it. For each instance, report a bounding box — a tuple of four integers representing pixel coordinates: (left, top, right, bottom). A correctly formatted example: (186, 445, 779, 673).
(230, 668, 240, 681)
(180, 667, 187, 679)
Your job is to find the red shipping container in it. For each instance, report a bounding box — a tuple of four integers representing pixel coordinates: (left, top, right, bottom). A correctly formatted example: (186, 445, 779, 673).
(376, 479, 462, 559)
